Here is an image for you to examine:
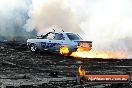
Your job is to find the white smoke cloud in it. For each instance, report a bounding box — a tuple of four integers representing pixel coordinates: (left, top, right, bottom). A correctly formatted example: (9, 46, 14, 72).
(25, 0, 81, 35)
(68, 0, 132, 57)
(0, 0, 31, 39)
(79, 0, 132, 42)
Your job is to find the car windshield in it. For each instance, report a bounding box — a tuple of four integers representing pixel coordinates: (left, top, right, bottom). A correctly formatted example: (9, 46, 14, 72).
(66, 33, 82, 40)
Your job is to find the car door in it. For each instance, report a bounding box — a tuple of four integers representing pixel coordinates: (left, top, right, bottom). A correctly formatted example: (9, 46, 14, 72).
(39, 32, 55, 50)
(49, 33, 66, 51)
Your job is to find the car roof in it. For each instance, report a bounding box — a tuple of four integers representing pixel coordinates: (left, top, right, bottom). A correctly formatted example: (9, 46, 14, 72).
(54, 32, 76, 34)
(42, 32, 77, 35)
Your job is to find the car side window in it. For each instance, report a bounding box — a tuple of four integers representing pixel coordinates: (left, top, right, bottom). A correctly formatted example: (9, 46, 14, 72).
(54, 33, 64, 40)
(47, 33, 54, 40)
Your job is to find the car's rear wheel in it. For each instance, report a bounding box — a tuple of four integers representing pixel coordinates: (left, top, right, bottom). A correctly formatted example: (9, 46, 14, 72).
(30, 44, 37, 52)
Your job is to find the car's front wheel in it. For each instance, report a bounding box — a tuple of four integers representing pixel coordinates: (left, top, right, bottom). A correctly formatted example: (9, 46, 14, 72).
(30, 44, 37, 52)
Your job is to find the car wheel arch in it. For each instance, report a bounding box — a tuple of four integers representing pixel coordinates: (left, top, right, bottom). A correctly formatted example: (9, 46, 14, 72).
(30, 43, 38, 52)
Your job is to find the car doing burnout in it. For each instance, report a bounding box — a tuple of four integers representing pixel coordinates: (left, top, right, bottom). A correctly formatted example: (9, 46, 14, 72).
(27, 32, 92, 54)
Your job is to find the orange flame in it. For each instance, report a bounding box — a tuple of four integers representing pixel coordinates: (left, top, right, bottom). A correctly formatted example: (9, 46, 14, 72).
(59, 45, 69, 55)
(71, 49, 125, 59)
(60, 45, 126, 58)
(78, 66, 86, 76)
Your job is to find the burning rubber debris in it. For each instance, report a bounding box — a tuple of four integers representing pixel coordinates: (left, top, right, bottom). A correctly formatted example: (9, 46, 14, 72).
(78, 65, 86, 76)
